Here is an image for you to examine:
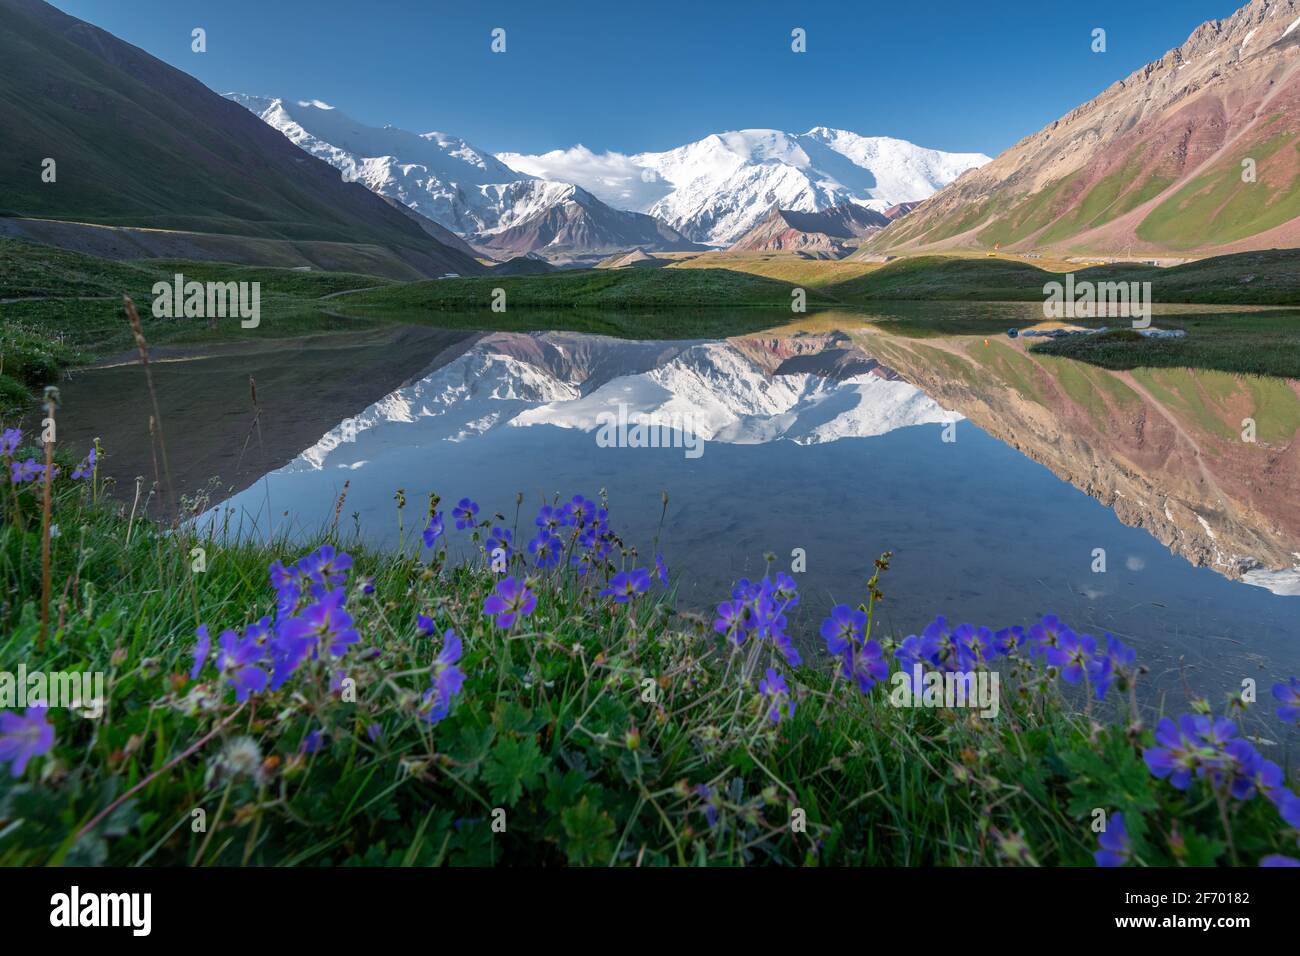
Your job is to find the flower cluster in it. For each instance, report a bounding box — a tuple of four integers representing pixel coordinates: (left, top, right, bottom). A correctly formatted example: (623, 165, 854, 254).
(816, 603, 1298, 867)
(0, 425, 40, 485)
(712, 573, 802, 666)
(759, 668, 796, 725)
(821, 604, 888, 692)
(1143, 715, 1299, 807)
(2, 428, 97, 486)
(1132, 713, 1300, 867)
(192, 545, 363, 701)
(885, 614, 1136, 702)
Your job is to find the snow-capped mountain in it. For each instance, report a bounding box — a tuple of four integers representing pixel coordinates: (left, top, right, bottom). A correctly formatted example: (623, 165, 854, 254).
(474, 183, 701, 259)
(226, 94, 540, 236)
(283, 331, 960, 474)
(228, 94, 988, 252)
(499, 128, 991, 245)
(226, 94, 698, 261)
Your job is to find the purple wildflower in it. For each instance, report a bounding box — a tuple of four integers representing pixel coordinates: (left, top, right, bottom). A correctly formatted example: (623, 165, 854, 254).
(528, 531, 563, 569)
(267, 627, 315, 691)
(1026, 614, 1071, 667)
(482, 576, 537, 629)
(422, 630, 466, 724)
(10, 459, 44, 484)
(695, 784, 719, 829)
(758, 668, 795, 725)
(190, 624, 212, 680)
(422, 511, 445, 550)
(0, 428, 19, 457)
(1058, 631, 1100, 685)
(601, 568, 651, 603)
(297, 544, 352, 590)
(565, 495, 597, 526)
(1273, 677, 1300, 724)
(1274, 790, 1300, 829)
(1143, 715, 1234, 791)
(843, 639, 890, 693)
(713, 599, 751, 645)
(654, 553, 669, 587)
(820, 604, 866, 656)
(71, 445, 97, 480)
(486, 526, 513, 560)
(280, 588, 359, 658)
(217, 627, 269, 702)
(535, 504, 565, 532)
(953, 623, 994, 669)
(1094, 812, 1131, 867)
(452, 497, 480, 530)
(988, 626, 1025, 657)
(770, 572, 799, 609)
(0, 706, 54, 778)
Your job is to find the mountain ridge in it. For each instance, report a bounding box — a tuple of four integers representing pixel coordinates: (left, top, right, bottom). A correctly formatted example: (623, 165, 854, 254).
(0, 0, 481, 277)
(227, 95, 702, 263)
(728, 202, 896, 255)
(500, 129, 990, 246)
(867, 0, 1300, 256)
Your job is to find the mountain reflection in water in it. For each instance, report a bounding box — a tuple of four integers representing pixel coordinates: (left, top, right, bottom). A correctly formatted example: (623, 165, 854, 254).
(194, 323, 1300, 701)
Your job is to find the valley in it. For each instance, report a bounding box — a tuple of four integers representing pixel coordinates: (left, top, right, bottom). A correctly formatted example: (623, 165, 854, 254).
(2, 0, 1299, 876)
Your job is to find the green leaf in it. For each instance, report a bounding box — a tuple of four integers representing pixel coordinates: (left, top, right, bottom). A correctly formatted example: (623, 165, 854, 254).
(1180, 829, 1226, 867)
(560, 795, 616, 866)
(1061, 728, 1158, 841)
(543, 769, 589, 816)
(482, 736, 548, 805)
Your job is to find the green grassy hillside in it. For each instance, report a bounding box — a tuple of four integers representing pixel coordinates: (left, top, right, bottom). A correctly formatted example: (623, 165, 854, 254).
(0, 0, 478, 275)
(826, 251, 1300, 306)
(331, 267, 832, 312)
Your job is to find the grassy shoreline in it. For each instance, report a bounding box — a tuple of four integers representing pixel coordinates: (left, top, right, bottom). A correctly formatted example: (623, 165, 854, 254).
(1, 440, 1298, 866)
(5, 238, 1300, 419)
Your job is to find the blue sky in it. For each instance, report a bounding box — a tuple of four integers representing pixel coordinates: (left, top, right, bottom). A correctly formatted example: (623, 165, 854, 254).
(51, 0, 1241, 156)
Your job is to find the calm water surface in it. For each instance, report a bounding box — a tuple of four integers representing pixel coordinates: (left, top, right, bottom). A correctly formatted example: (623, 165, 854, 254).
(57, 305, 1300, 709)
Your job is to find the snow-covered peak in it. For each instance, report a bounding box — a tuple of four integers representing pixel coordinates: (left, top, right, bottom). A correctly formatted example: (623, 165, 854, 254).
(283, 331, 961, 476)
(500, 127, 990, 245)
(225, 92, 535, 235)
(228, 93, 988, 249)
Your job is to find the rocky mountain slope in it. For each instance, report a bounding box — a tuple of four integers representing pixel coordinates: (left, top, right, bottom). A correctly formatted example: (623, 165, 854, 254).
(848, 326, 1300, 593)
(728, 202, 896, 254)
(868, 0, 1300, 256)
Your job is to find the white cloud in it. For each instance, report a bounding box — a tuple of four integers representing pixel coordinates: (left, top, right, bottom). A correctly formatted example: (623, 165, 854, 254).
(496, 145, 670, 211)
